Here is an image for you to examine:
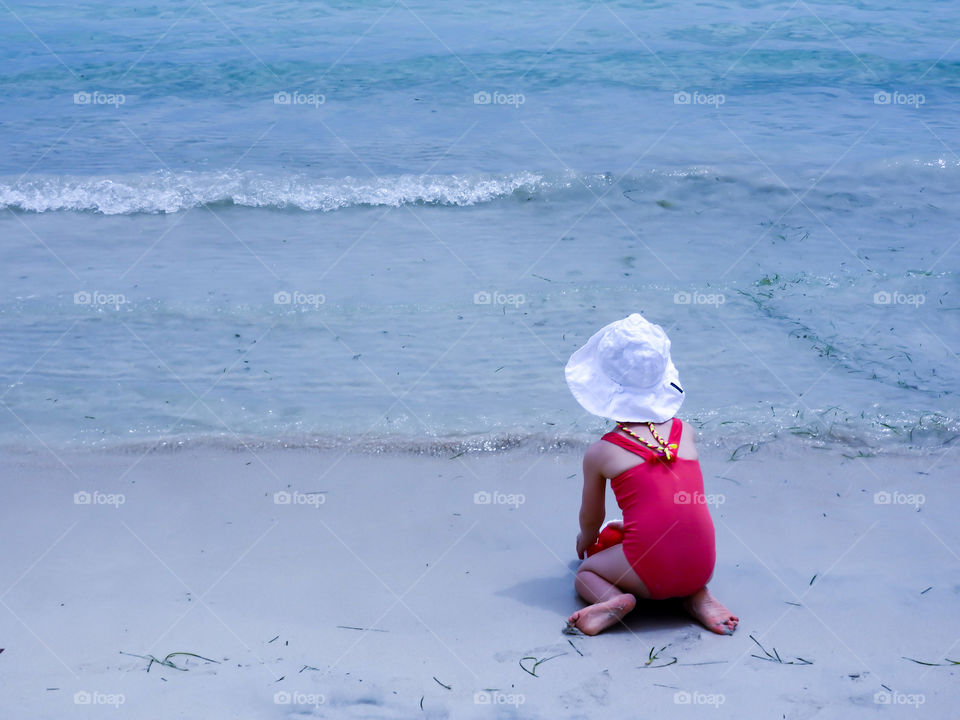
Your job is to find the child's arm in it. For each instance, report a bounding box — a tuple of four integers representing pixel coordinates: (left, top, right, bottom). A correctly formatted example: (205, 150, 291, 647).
(575, 443, 607, 559)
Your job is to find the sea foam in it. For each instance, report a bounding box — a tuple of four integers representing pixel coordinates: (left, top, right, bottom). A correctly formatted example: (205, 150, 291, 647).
(0, 170, 600, 214)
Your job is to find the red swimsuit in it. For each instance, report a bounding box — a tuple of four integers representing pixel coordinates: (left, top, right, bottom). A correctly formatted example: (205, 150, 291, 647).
(601, 419, 716, 599)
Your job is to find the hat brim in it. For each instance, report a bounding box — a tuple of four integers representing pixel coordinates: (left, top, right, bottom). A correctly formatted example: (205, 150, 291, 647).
(565, 322, 684, 423)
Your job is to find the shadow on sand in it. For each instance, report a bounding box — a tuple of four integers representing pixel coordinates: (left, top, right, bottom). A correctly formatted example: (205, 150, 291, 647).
(497, 563, 696, 635)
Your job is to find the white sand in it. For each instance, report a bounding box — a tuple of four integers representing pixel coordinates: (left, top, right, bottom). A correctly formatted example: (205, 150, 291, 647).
(2, 441, 956, 718)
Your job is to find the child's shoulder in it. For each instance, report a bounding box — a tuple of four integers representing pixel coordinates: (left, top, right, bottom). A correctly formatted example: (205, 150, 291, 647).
(677, 417, 698, 440)
(583, 436, 614, 462)
(588, 418, 697, 450)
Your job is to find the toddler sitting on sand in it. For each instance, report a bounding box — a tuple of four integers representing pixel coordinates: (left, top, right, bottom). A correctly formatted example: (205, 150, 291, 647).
(564, 313, 738, 636)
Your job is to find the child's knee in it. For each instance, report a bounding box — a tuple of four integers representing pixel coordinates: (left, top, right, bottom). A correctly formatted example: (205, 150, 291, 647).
(574, 567, 602, 592)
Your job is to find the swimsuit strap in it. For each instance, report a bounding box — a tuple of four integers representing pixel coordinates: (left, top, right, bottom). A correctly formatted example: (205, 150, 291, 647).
(615, 419, 680, 461)
(668, 417, 684, 447)
(601, 431, 663, 462)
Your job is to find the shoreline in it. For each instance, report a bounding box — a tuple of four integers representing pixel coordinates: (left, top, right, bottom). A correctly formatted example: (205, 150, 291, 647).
(3, 424, 956, 460)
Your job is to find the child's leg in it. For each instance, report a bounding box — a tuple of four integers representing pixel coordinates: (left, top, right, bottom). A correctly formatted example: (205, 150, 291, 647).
(682, 587, 739, 635)
(575, 543, 651, 601)
(567, 545, 649, 636)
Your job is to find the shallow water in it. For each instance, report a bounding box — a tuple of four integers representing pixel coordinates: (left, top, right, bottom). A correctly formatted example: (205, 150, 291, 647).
(1, 0, 957, 453)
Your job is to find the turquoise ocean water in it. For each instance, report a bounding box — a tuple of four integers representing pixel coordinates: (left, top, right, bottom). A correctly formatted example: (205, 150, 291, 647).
(1, 0, 958, 453)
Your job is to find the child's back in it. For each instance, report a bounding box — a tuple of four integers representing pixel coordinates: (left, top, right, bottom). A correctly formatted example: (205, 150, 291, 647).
(599, 418, 716, 599)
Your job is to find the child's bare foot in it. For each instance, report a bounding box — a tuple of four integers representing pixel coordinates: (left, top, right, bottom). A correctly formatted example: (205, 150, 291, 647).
(566, 593, 636, 636)
(682, 588, 738, 635)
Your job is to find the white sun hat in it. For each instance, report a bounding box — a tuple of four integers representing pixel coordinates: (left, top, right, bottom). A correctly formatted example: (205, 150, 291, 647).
(565, 313, 684, 423)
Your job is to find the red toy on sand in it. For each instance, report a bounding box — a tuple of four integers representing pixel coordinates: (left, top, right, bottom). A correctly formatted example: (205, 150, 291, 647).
(585, 521, 624, 557)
